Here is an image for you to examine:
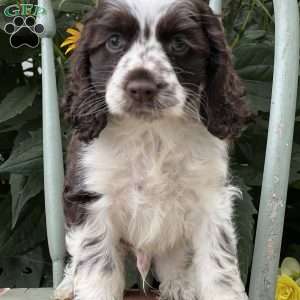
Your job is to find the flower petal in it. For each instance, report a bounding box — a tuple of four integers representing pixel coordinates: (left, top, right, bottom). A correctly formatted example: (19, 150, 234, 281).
(281, 257, 300, 278)
(65, 44, 77, 55)
(276, 275, 300, 300)
(60, 39, 76, 48)
(66, 28, 80, 36)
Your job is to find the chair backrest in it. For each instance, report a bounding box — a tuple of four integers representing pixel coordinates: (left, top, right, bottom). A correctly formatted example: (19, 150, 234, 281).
(209, 0, 222, 15)
(249, 1, 299, 300)
(38, 1, 300, 299)
(38, 0, 65, 288)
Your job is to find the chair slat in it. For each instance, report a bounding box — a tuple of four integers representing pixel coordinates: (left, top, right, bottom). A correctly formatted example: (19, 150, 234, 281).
(0, 289, 53, 300)
(37, 0, 66, 288)
(249, 1, 300, 300)
(2, 289, 159, 300)
(209, 0, 222, 15)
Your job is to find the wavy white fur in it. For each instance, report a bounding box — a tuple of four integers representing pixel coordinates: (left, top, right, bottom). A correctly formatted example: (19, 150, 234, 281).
(55, 116, 247, 300)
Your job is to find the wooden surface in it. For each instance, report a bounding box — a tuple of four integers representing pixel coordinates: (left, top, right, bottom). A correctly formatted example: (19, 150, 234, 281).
(0, 289, 158, 300)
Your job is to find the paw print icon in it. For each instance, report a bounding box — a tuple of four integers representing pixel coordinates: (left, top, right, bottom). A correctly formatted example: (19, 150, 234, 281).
(4, 16, 44, 49)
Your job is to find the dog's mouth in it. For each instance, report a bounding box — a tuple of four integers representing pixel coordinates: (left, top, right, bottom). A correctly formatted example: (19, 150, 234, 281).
(123, 93, 179, 119)
(124, 98, 164, 119)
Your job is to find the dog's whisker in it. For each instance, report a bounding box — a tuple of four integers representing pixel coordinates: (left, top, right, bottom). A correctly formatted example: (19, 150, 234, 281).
(80, 107, 109, 117)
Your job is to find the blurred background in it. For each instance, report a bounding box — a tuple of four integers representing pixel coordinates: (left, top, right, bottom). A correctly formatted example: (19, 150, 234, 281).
(0, 0, 299, 291)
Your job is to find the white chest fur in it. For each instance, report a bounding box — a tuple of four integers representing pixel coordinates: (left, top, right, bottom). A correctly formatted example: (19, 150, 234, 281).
(81, 117, 229, 254)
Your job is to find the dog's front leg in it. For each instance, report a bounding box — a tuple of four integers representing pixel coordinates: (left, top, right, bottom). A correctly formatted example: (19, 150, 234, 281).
(72, 224, 125, 300)
(154, 243, 198, 300)
(193, 206, 248, 300)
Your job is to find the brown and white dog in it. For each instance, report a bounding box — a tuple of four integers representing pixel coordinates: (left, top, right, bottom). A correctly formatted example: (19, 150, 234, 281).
(55, 0, 250, 299)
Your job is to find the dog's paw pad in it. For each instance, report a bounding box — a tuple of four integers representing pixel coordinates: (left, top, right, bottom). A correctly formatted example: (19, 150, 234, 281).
(54, 288, 73, 300)
(4, 16, 44, 48)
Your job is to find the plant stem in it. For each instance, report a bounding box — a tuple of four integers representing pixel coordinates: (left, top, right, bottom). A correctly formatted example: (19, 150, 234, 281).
(255, 0, 274, 23)
(230, 0, 256, 49)
(54, 43, 67, 64)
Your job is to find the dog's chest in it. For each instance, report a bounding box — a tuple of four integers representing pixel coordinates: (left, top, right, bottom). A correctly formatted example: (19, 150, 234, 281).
(82, 119, 227, 252)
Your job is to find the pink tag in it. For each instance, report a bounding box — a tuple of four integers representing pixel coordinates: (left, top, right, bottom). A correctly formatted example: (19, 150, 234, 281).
(136, 251, 151, 281)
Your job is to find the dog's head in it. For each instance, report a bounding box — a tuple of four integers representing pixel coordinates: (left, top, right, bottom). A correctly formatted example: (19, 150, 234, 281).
(62, 0, 250, 142)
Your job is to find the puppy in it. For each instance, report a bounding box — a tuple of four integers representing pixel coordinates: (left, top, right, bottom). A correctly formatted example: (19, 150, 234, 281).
(55, 0, 250, 299)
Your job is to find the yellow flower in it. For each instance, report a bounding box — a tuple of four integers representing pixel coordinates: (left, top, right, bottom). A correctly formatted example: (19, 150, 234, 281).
(60, 23, 83, 55)
(276, 275, 300, 300)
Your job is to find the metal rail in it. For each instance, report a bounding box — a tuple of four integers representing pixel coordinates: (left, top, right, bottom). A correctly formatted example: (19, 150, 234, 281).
(37, 0, 66, 288)
(209, 0, 222, 15)
(249, 1, 300, 299)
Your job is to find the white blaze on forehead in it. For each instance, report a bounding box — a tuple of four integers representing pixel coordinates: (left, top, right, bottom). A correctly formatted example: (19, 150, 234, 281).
(121, 0, 178, 25)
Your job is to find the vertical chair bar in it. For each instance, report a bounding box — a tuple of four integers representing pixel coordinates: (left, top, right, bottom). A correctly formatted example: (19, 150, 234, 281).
(249, 1, 300, 300)
(209, 0, 222, 15)
(37, 0, 66, 288)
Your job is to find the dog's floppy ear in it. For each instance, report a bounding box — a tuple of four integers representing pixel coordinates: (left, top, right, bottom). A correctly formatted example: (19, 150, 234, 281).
(61, 11, 107, 143)
(199, 5, 251, 140)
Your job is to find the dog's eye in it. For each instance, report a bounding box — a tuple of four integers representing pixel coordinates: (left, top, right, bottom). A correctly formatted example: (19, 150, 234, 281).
(106, 33, 126, 53)
(169, 35, 189, 55)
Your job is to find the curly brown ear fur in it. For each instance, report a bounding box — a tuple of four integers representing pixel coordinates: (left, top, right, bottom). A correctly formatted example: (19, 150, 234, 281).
(200, 5, 251, 140)
(61, 11, 107, 143)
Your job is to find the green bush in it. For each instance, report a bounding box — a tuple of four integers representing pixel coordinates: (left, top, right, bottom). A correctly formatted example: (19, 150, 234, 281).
(0, 0, 299, 289)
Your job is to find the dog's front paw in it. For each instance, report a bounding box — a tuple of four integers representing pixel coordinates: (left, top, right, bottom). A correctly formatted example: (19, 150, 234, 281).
(54, 288, 73, 300)
(54, 279, 73, 300)
(159, 279, 198, 300)
(73, 276, 124, 300)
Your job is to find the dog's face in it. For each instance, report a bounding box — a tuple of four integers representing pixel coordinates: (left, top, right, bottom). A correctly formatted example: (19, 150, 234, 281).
(95, 0, 209, 119)
(63, 0, 250, 142)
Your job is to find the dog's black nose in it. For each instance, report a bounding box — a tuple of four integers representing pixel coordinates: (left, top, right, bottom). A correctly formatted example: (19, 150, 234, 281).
(126, 78, 158, 102)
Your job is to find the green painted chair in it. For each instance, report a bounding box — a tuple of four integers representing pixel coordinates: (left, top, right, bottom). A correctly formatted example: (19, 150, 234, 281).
(2, 0, 299, 299)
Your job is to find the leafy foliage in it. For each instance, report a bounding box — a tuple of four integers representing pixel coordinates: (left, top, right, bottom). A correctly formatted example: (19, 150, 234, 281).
(0, 0, 299, 289)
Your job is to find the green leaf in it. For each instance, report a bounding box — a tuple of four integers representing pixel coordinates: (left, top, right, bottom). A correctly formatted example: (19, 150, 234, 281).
(0, 246, 45, 288)
(234, 121, 269, 187)
(0, 0, 17, 6)
(0, 31, 39, 64)
(290, 143, 300, 184)
(0, 196, 12, 251)
(234, 43, 274, 81)
(234, 180, 257, 284)
(0, 60, 23, 100)
(0, 101, 42, 134)
(286, 244, 300, 264)
(254, 0, 274, 22)
(0, 129, 43, 174)
(244, 29, 266, 41)
(0, 195, 46, 257)
(244, 80, 272, 113)
(53, 0, 95, 12)
(280, 257, 300, 279)
(10, 174, 26, 226)
(10, 173, 44, 229)
(0, 86, 37, 124)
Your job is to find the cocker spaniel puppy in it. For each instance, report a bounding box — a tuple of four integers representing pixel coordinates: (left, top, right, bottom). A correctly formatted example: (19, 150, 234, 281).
(55, 0, 250, 299)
